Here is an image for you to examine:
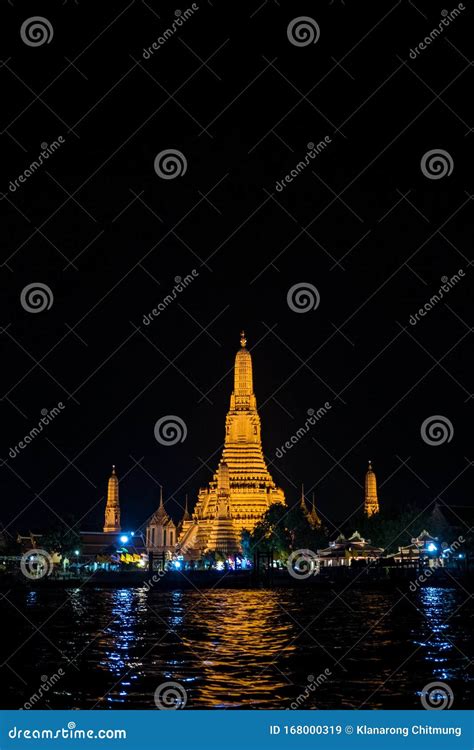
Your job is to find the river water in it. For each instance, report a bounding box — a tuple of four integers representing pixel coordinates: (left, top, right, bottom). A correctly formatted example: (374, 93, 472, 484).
(0, 586, 472, 709)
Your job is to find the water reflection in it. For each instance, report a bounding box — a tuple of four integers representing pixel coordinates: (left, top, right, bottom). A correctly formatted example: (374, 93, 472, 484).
(414, 587, 469, 678)
(1, 586, 470, 709)
(179, 591, 296, 707)
(100, 589, 139, 704)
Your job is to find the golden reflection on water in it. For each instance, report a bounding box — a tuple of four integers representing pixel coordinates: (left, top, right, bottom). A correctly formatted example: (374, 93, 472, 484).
(95, 589, 296, 707)
(83, 586, 470, 708)
(180, 591, 296, 707)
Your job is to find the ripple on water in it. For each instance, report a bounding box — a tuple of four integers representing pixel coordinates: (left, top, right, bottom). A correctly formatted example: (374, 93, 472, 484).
(0, 586, 471, 709)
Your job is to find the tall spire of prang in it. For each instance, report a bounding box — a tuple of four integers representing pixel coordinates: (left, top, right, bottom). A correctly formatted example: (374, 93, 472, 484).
(309, 493, 322, 529)
(182, 494, 191, 522)
(233, 330, 254, 405)
(299, 484, 307, 511)
(364, 460, 379, 517)
(104, 464, 121, 532)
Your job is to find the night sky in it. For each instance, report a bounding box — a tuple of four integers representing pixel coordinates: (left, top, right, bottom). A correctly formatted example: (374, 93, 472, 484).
(1, 0, 472, 538)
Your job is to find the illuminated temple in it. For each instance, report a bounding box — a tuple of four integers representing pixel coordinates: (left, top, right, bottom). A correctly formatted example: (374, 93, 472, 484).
(178, 332, 285, 558)
(364, 460, 379, 517)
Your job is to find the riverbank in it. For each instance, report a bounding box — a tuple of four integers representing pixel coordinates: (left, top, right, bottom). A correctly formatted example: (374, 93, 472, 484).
(1, 567, 471, 590)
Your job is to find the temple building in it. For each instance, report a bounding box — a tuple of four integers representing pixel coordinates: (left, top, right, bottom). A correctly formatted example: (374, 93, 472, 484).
(80, 466, 144, 562)
(385, 530, 441, 566)
(316, 531, 383, 568)
(103, 465, 121, 532)
(364, 460, 379, 517)
(299, 486, 322, 529)
(178, 332, 285, 558)
(145, 489, 177, 557)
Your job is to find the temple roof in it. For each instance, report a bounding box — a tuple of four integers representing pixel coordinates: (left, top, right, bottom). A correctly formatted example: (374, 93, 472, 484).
(150, 488, 175, 527)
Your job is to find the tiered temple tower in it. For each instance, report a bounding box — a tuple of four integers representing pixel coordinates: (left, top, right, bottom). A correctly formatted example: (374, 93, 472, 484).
(103, 465, 121, 532)
(364, 460, 379, 517)
(178, 332, 285, 558)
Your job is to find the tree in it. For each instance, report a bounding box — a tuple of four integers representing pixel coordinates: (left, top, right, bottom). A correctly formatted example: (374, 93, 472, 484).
(40, 518, 81, 560)
(242, 502, 329, 561)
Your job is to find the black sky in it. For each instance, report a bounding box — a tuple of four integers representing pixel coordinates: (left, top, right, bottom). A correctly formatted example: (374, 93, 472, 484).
(1, 0, 472, 537)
